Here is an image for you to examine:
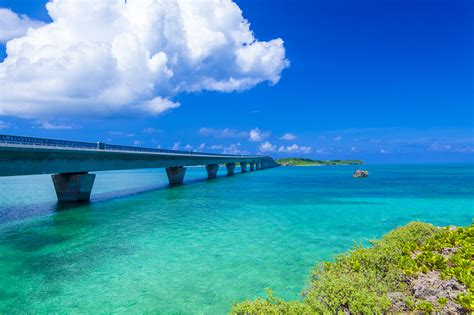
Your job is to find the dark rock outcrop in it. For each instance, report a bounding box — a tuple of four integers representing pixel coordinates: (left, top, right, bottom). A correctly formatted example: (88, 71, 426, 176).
(352, 169, 369, 178)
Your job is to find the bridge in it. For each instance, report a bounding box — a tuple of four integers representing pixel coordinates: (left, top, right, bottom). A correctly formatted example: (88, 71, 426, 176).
(0, 135, 279, 202)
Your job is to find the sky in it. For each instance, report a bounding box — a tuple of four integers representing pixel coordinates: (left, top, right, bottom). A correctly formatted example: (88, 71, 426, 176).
(0, 0, 472, 163)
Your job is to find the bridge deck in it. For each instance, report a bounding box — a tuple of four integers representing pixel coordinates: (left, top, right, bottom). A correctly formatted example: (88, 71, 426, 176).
(0, 135, 279, 201)
(0, 135, 276, 177)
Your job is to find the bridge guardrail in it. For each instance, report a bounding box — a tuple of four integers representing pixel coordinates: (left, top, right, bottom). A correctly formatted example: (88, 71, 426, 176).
(0, 134, 257, 158)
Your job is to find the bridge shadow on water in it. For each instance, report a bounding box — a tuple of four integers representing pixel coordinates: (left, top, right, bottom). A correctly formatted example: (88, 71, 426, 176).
(0, 173, 242, 225)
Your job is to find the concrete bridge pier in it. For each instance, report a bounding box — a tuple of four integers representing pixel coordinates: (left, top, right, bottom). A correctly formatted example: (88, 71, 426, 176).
(256, 162, 262, 170)
(51, 172, 96, 202)
(206, 164, 219, 179)
(249, 162, 255, 171)
(226, 163, 236, 176)
(240, 162, 247, 173)
(166, 166, 186, 186)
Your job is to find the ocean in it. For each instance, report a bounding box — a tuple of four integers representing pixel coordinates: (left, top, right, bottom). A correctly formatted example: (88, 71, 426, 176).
(0, 164, 472, 313)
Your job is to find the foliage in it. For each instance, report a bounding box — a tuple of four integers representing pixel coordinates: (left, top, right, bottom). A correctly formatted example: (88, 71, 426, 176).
(231, 289, 311, 315)
(276, 158, 363, 166)
(230, 222, 474, 314)
(415, 300, 434, 313)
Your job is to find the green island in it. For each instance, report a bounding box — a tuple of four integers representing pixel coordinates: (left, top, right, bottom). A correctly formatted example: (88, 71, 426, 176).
(276, 158, 363, 166)
(231, 222, 474, 314)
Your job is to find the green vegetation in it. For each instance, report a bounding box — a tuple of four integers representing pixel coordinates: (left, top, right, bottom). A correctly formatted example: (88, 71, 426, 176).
(276, 158, 363, 166)
(231, 222, 474, 314)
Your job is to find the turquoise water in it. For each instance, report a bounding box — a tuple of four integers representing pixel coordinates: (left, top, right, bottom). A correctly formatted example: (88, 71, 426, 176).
(0, 164, 473, 313)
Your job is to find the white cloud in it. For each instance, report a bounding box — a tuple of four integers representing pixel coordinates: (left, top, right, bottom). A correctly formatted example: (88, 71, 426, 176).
(456, 146, 474, 153)
(333, 136, 342, 141)
(138, 97, 181, 115)
(184, 144, 193, 151)
(200, 127, 270, 142)
(0, 1, 288, 119)
(259, 141, 276, 152)
(210, 144, 223, 150)
(133, 140, 142, 146)
(249, 128, 271, 142)
(222, 143, 248, 155)
(280, 133, 296, 141)
(315, 148, 329, 154)
(0, 120, 9, 129)
(108, 131, 135, 137)
(172, 141, 181, 150)
(278, 144, 312, 154)
(380, 149, 389, 154)
(38, 121, 74, 130)
(351, 146, 358, 152)
(429, 143, 452, 152)
(429, 143, 474, 153)
(198, 143, 206, 150)
(143, 127, 161, 133)
(199, 128, 248, 139)
(0, 8, 45, 43)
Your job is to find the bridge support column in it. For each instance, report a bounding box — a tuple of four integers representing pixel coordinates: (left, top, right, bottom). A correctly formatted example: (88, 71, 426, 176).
(205, 164, 219, 179)
(249, 162, 255, 171)
(256, 162, 261, 170)
(52, 172, 96, 202)
(240, 162, 247, 173)
(226, 163, 236, 176)
(166, 166, 186, 186)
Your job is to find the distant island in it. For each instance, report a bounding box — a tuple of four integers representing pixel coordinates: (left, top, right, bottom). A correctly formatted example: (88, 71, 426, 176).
(276, 158, 363, 166)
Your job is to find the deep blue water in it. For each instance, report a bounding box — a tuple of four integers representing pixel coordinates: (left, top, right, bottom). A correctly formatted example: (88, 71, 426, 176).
(0, 164, 472, 313)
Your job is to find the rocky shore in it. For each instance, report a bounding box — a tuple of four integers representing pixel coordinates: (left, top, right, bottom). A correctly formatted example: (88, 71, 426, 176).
(232, 222, 473, 314)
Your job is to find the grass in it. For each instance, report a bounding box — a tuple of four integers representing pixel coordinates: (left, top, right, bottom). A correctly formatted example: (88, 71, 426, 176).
(231, 222, 474, 314)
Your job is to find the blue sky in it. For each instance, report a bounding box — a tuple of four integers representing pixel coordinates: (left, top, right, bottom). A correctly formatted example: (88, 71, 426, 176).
(0, 0, 472, 163)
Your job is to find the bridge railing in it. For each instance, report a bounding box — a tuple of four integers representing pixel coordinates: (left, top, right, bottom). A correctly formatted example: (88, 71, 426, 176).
(0, 134, 97, 150)
(0, 134, 254, 158)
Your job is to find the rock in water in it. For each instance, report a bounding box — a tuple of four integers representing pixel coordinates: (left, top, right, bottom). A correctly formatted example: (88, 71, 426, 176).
(353, 170, 369, 178)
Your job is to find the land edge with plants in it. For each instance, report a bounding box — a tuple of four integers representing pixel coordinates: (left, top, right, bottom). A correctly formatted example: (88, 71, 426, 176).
(276, 158, 363, 166)
(230, 221, 473, 314)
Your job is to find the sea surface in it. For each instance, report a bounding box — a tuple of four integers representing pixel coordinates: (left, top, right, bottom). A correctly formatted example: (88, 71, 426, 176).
(0, 164, 472, 314)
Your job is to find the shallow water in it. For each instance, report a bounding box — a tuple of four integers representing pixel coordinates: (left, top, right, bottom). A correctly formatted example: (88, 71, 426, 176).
(0, 164, 473, 313)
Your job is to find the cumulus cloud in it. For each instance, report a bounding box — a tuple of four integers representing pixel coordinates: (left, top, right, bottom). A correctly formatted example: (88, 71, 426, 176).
(172, 141, 181, 150)
(280, 132, 296, 141)
(222, 143, 248, 155)
(200, 127, 271, 142)
(0, 120, 9, 129)
(278, 144, 311, 154)
(259, 141, 276, 152)
(0, 8, 45, 43)
(0, 0, 288, 119)
(249, 128, 271, 142)
(333, 136, 342, 141)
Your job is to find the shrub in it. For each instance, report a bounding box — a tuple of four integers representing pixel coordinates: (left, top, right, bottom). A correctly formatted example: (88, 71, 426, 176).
(230, 222, 473, 314)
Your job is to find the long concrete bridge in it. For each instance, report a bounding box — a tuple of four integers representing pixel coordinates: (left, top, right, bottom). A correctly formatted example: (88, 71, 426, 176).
(0, 135, 279, 202)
